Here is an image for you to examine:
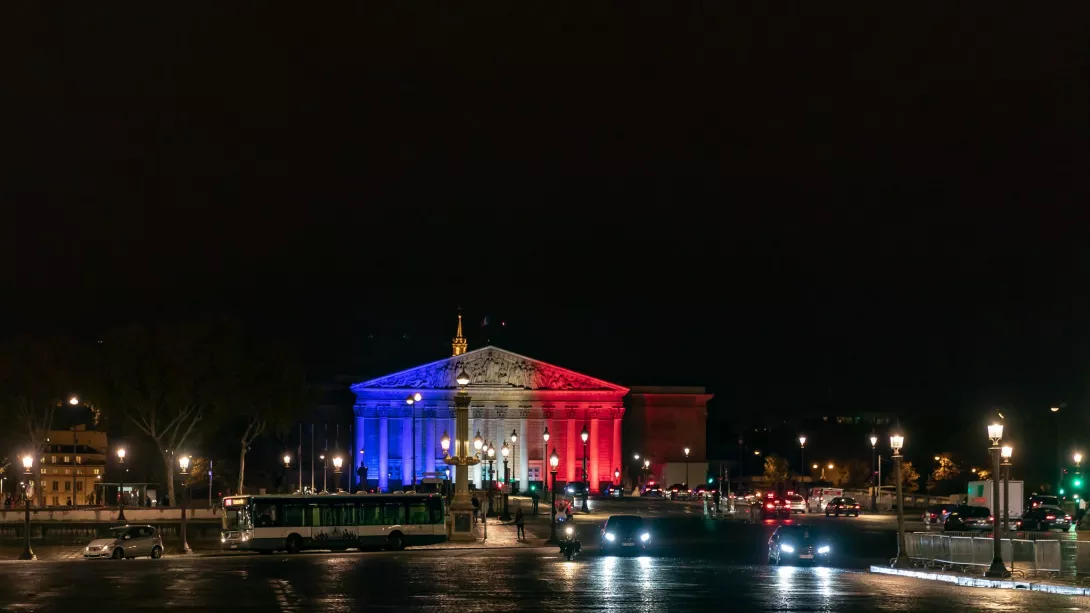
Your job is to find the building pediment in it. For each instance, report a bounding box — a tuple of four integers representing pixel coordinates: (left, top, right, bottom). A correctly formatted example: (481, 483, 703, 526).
(351, 346, 629, 393)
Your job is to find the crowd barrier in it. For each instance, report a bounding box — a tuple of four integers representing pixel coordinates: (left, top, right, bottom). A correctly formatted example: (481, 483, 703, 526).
(905, 532, 1064, 578)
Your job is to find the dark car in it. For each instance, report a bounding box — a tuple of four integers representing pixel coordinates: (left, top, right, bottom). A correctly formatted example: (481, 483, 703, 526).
(565, 482, 589, 498)
(600, 515, 651, 552)
(667, 483, 691, 500)
(1028, 494, 1060, 510)
(922, 503, 959, 527)
(824, 496, 861, 517)
(943, 505, 993, 532)
(767, 525, 833, 565)
(1017, 506, 1072, 532)
(602, 483, 624, 498)
(759, 496, 790, 520)
(640, 483, 663, 497)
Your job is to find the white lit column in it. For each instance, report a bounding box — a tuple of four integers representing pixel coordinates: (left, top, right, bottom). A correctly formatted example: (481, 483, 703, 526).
(425, 414, 436, 475)
(518, 417, 529, 492)
(402, 414, 413, 487)
(589, 416, 600, 493)
(473, 414, 483, 488)
(612, 412, 622, 484)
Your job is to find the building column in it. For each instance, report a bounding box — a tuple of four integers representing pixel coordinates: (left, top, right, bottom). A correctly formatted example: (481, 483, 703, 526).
(612, 413, 622, 485)
(472, 415, 483, 489)
(402, 414, 413, 487)
(378, 413, 389, 492)
(425, 415, 436, 475)
(355, 412, 367, 491)
(589, 417, 600, 493)
(497, 417, 507, 484)
(448, 413, 456, 485)
(518, 417, 529, 492)
(566, 416, 577, 483)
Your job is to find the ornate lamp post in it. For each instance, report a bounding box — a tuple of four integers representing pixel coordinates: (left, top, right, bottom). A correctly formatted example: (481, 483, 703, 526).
(870, 435, 879, 512)
(19, 455, 35, 560)
(116, 447, 127, 522)
(440, 432, 452, 499)
(1001, 446, 1012, 539)
(333, 455, 344, 492)
(580, 424, 590, 512)
(543, 427, 551, 499)
(501, 442, 511, 486)
(444, 368, 482, 541)
(984, 422, 1009, 578)
(282, 454, 291, 493)
(405, 393, 421, 490)
(178, 455, 192, 554)
(684, 447, 691, 490)
(890, 432, 910, 569)
(486, 443, 496, 516)
(798, 436, 807, 479)
(509, 430, 518, 486)
(473, 430, 484, 487)
(546, 448, 560, 545)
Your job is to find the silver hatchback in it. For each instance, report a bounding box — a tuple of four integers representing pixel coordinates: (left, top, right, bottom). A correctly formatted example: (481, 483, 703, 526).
(84, 525, 164, 560)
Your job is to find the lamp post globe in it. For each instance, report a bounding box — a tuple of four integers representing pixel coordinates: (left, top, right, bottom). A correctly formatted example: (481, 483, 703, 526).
(456, 369, 470, 387)
(440, 432, 451, 456)
(1075, 452, 1083, 468)
(116, 447, 128, 522)
(985, 423, 1009, 578)
(68, 396, 80, 406)
(547, 448, 561, 545)
(473, 432, 484, 452)
(889, 432, 909, 569)
(177, 455, 192, 554)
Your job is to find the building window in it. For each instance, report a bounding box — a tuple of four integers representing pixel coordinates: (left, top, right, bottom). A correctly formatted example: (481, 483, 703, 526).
(64, 469, 71, 475)
(63, 456, 70, 464)
(64, 482, 71, 492)
(52, 481, 59, 491)
(52, 496, 59, 506)
(76, 456, 82, 464)
(76, 481, 83, 491)
(40, 480, 46, 489)
(76, 469, 83, 475)
(40, 456, 45, 464)
(93, 468, 100, 475)
(51, 456, 57, 464)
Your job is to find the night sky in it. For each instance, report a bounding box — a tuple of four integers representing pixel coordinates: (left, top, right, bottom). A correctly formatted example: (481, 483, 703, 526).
(4, 6, 1090, 485)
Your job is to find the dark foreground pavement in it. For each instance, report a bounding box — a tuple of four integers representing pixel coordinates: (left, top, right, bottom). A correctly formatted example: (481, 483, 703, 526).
(1, 547, 1084, 612)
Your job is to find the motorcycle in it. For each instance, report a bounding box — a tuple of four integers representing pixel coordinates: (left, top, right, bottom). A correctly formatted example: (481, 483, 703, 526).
(559, 525, 581, 560)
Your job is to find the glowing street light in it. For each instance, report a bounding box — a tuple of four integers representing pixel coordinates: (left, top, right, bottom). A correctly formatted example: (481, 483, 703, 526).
(333, 456, 343, 474)
(984, 422, 1008, 578)
(440, 432, 451, 456)
(116, 447, 128, 522)
(1075, 452, 1083, 468)
(178, 455, 192, 554)
(18, 455, 35, 560)
(890, 431, 908, 569)
(68, 396, 80, 406)
(547, 448, 561, 545)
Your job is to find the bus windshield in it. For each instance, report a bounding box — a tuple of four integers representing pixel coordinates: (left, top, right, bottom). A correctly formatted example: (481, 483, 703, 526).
(223, 502, 252, 530)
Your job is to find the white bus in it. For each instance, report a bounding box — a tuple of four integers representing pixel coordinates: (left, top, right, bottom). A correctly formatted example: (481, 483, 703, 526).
(220, 493, 447, 553)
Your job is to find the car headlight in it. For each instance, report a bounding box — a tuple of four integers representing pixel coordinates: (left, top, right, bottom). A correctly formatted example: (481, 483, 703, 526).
(818, 545, 831, 554)
(565, 526, 574, 536)
(640, 533, 650, 542)
(221, 537, 226, 543)
(780, 544, 795, 553)
(605, 533, 616, 542)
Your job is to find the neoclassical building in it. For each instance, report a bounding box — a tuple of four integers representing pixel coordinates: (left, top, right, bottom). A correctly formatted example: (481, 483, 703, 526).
(352, 317, 630, 493)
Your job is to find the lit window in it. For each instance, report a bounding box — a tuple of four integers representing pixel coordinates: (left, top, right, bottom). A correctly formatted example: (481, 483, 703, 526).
(76, 469, 83, 475)
(93, 469, 100, 475)
(76, 456, 82, 464)
(51, 456, 57, 464)
(63, 456, 70, 463)
(64, 469, 71, 475)
(40, 457, 45, 464)
(40, 481, 46, 488)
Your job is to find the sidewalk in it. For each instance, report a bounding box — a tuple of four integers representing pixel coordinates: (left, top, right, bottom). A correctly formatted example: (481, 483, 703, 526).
(871, 565, 1090, 596)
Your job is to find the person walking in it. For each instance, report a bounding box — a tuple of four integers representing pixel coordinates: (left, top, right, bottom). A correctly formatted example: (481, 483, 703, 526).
(530, 490, 539, 515)
(515, 508, 525, 540)
(713, 489, 721, 515)
(471, 494, 481, 525)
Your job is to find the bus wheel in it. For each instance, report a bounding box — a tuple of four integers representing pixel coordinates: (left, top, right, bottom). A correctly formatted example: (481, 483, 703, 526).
(387, 532, 405, 551)
(286, 534, 302, 554)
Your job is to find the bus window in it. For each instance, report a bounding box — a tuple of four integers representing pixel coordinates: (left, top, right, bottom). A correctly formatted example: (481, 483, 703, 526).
(332, 504, 355, 526)
(359, 502, 382, 526)
(254, 502, 277, 528)
(307, 505, 323, 527)
(407, 501, 428, 524)
(280, 503, 306, 527)
(427, 497, 444, 524)
(383, 502, 405, 525)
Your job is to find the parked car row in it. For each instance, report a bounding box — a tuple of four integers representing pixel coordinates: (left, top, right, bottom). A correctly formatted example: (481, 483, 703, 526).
(923, 502, 1073, 533)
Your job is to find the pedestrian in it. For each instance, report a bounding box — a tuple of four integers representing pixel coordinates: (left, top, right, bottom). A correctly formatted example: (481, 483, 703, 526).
(145, 495, 152, 508)
(66, 497, 72, 506)
(565, 504, 573, 523)
(515, 507, 525, 540)
(471, 494, 481, 524)
(713, 489, 721, 514)
(531, 490, 539, 515)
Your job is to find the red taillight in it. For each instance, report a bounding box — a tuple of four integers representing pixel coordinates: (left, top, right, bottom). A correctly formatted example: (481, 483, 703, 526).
(1066, 515, 1073, 520)
(838, 505, 844, 509)
(766, 503, 774, 509)
(855, 505, 861, 508)
(930, 513, 938, 519)
(988, 516, 994, 521)
(1046, 514, 1057, 520)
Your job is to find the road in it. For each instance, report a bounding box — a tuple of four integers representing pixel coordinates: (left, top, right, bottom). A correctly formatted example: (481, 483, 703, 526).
(1, 548, 1079, 612)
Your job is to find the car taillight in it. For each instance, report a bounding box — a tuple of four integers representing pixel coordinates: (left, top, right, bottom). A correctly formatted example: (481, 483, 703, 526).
(855, 505, 860, 508)
(988, 516, 994, 521)
(838, 505, 844, 509)
(1066, 515, 1072, 520)
(930, 513, 938, 519)
(766, 503, 774, 509)
(1046, 515, 1057, 520)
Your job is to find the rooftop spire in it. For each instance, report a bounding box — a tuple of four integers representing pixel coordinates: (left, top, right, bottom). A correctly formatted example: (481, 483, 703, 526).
(452, 309, 468, 356)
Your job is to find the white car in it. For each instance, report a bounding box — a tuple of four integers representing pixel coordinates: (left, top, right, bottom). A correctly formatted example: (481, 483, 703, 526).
(785, 494, 807, 514)
(84, 525, 164, 560)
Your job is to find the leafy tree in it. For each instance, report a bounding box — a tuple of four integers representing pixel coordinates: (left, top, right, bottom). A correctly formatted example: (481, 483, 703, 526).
(763, 454, 790, 484)
(832, 459, 872, 488)
(886, 460, 920, 493)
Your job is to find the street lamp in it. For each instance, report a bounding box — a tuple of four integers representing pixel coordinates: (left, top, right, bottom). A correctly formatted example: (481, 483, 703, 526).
(509, 429, 518, 485)
(19, 455, 35, 560)
(116, 447, 127, 522)
(889, 432, 909, 569)
(405, 394, 421, 490)
(441, 432, 451, 458)
(178, 455, 192, 554)
(684, 446, 691, 488)
(870, 435, 879, 512)
(799, 436, 807, 478)
(1001, 446, 1013, 540)
(1075, 452, 1083, 469)
(283, 454, 291, 493)
(547, 448, 560, 545)
(543, 427, 551, 499)
(486, 443, 496, 516)
(984, 422, 1008, 578)
(442, 369, 481, 541)
(580, 424, 590, 512)
(501, 442, 510, 485)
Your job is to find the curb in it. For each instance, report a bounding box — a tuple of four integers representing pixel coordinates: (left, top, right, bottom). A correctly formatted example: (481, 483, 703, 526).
(869, 565, 1090, 596)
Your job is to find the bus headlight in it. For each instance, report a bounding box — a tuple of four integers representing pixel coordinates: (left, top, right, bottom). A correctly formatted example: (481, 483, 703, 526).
(780, 544, 795, 553)
(605, 533, 616, 542)
(640, 533, 650, 542)
(818, 545, 830, 554)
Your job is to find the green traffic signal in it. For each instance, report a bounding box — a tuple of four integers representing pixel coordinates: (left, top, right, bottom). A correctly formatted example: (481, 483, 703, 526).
(1075, 479, 1083, 489)
(707, 477, 713, 484)
(1060, 488, 1066, 495)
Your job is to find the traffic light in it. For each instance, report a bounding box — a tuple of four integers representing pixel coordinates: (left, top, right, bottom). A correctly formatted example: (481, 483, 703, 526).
(1076, 478, 1083, 489)
(707, 477, 714, 484)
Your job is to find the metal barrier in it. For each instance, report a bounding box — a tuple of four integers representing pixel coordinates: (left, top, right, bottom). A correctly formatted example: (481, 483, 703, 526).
(900, 532, 1073, 578)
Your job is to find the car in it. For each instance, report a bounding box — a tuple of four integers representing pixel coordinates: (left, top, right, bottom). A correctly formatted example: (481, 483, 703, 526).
(785, 494, 807, 514)
(759, 496, 790, 520)
(565, 482, 589, 498)
(667, 483, 691, 500)
(922, 503, 959, 527)
(943, 505, 993, 532)
(602, 483, 624, 497)
(824, 496, 861, 517)
(767, 525, 833, 565)
(1017, 506, 1072, 532)
(1028, 494, 1060, 510)
(83, 525, 164, 559)
(600, 515, 652, 552)
(691, 484, 719, 499)
(640, 483, 663, 497)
